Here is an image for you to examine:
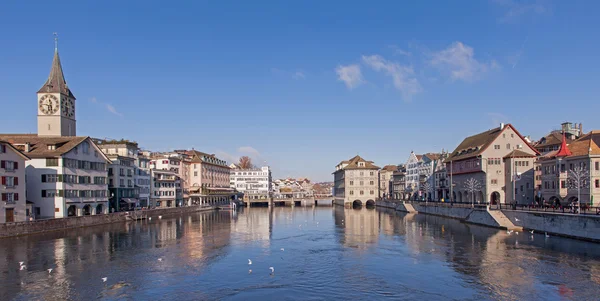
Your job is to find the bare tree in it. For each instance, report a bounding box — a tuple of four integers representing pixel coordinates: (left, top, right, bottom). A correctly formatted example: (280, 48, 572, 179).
(238, 156, 254, 169)
(568, 165, 590, 213)
(421, 182, 433, 202)
(464, 177, 482, 207)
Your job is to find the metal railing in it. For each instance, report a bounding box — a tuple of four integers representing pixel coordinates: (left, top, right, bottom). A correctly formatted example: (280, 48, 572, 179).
(406, 199, 490, 209)
(498, 203, 600, 216)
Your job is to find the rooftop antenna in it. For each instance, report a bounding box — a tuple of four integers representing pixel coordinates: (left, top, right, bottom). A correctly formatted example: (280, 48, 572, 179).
(53, 32, 58, 51)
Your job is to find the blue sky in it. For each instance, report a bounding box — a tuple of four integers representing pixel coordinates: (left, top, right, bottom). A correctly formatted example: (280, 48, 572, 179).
(1, 1, 599, 181)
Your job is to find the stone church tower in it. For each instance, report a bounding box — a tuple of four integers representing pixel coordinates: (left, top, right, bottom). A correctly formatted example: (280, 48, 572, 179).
(37, 42, 76, 137)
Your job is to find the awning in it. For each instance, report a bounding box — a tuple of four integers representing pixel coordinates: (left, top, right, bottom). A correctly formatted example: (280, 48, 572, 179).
(120, 198, 138, 204)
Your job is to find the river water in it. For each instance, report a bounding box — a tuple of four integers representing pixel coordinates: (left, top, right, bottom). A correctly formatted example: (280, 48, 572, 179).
(1, 206, 599, 300)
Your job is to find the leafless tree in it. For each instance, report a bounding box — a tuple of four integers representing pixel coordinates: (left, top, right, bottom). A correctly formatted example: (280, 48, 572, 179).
(464, 177, 482, 207)
(421, 182, 433, 202)
(568, 165, 590, 213)
(238, 156, 254, 169)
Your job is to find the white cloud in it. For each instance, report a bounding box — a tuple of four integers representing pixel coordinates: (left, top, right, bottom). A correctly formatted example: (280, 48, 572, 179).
(90, 97, 97, 103)
(430, 42, 499, 82)
(335, 64, 363, 90)
(493, 0, 550, 23)
(389, 45, 412, 56)
(214, 150, 238, 164)
(292, 71, 305, 80)
(106, 104, 123, 117)
(361, 55, 422, 100)
(237, 146, 261, 157)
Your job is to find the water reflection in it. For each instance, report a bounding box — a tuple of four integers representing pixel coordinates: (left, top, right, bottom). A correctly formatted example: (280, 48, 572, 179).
(0, 207, 599, 300)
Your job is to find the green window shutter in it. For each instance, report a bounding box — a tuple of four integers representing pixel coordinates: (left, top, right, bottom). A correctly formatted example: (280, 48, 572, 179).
(57, 174, 63, 182)
(58, 190, 64, 197)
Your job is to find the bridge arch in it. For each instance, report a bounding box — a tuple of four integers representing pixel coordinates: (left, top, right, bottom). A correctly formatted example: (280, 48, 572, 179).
(491, 191, 501, 205)
(82, 204, 91, 216)
(365, 199, 375, 208)
(352, 200, 362, 208)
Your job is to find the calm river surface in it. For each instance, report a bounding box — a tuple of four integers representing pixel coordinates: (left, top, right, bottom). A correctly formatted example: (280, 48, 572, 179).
(1, 206, 600, 300)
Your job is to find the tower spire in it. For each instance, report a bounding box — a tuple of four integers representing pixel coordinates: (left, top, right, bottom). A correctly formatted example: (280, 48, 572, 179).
(37, 34, 75, 99)
(53, 32, 58, 52)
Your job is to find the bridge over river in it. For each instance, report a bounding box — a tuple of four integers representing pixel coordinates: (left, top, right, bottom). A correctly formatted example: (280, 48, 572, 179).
(242, 194, 334, 207)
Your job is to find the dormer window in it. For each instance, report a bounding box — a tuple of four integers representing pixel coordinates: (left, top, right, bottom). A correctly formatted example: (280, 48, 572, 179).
(358, 162, 365, 167)
(48, 144, 57, 150)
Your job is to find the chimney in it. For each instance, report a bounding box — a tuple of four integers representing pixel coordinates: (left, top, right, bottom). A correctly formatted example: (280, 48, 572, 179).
(500, 123, 505, 130)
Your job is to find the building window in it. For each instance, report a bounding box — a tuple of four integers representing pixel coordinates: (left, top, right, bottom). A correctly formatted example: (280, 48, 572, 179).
(596, 162, 599, 171)
(596, 179, 599, 188)
(360, 172, 364, 176)
(360, 181, 364, 185)
(349, 181, 354, 185)
(370, 190, 374, 195)
(350, 190, 354, 195)
(491, 179, 498, 185)
(370, 181, 374, 185)
(561, 180, 566, 189)
(370, 171, 374, 176)
(506, 144, 511, 150)
(46, 158, 59, 167)
(494, 145, 500, 150)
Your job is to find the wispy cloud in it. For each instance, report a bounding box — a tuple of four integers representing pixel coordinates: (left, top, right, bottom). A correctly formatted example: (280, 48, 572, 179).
(493, 0, 550, 23)
(430, 41, 499, 82)
(106, 104, 123, 117)
(90, 97, 123, 117)
(238, 146, 261, 157)
(362, 55, 422, 100)
(509, 36, 529, 69)
(389, 45, 412, 57)
(272, 68, 306, 80)
(335, 64, 363, 90)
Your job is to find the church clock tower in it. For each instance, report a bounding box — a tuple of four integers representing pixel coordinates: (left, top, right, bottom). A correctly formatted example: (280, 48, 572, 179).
(37, 36, 76, 137)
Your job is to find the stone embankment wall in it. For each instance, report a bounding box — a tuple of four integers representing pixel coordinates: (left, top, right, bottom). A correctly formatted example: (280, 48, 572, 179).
(0, 206, 215, 238)
(375, 200, 401, 209)
(503, 210, 600, 242)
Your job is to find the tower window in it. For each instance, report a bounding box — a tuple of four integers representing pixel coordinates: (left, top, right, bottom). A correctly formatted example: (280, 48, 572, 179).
(48, 124, 51, 130)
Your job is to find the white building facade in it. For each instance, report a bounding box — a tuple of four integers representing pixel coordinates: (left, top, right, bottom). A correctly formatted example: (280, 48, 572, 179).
(230, 166, 272, 198)
(0, 141, 29, 223)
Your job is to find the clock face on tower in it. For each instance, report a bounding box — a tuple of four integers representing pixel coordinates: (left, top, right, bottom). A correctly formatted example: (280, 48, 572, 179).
(39, 94, 59, 115)
(61, 98, 75, 117)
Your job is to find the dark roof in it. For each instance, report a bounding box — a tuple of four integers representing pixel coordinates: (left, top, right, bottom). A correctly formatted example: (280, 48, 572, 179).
(534, 131, 563, 148)
(339, 155, 380, 170)
(37, 50, 75, 99)
(0, 135, 107, 160)
(445, 127, 503, 162)
(0, 140, 30, 160)
(381, 165, 398, 172)
(503, 149, 537, 159)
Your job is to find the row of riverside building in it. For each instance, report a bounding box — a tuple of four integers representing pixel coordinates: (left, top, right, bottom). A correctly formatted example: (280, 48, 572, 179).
(0, 44, 246, 223)
(333, 122, 600, 208)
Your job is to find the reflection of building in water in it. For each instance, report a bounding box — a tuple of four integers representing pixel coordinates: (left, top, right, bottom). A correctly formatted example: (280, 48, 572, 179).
(181, 211, 232, 261)
(333, 207, 378, 247)
(231, 207, 273, 246)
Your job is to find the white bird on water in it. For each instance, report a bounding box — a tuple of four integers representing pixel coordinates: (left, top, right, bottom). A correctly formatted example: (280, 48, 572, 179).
(529, 230, 534, 234)
(149, 217, 152, 221)
(102, 277, 108, 282)
(20, 265, 26, 271)
(248, 259, 252, 265)
(269, 267, 275, 274)
(48, 268, 53, 274)
(280, 248, 285, 251)
(158, 216, 162, 220)
(515, 218, 520, 222)
(19, 261, 24, 266)
(158, 258, 163, 262)
(545, 232, 550, 238)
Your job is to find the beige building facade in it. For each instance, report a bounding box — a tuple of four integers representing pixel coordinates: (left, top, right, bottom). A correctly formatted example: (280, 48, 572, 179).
(333, 155, 380, 207)
(0, 141, 29, 223)
(445, 123, 538, 205)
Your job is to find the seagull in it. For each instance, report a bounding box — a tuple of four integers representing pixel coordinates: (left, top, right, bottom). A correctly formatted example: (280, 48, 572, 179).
(19, 262, 24, 266)
(280, 248, 284, 251)
(248, 269, 252, 274)
(529, 230, 534, 234)
(149, 217, 152, 221)
(158, 216, 162, 220)
(545, 232, 550, 238)
(516, 232, 519, 235)
(269, 267, 275, 274)
(248, 259, 252, 265)
(48, 268, 53, 274)
(506, 230, 512, 235)
(515, 218, 520, 222)
(102, 277, 108, 282)
(158, 258, 163, 262)
(20, 265, 26, 271)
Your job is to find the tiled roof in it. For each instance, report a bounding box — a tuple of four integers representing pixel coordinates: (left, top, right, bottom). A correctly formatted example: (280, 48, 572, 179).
(445, 127, 502, 162)
(0, 140, 30, 160)
(423, 153, 441, 161)
(339, 155, 380, 170)
(567, 131, 600, 156)
(0, 134, 89, 158)
(534, 131, 563, 148)
(37, 50, 75, 98)
(381, 165, 398, 172)
(415, 155, 423, 160)
(503, 149, 537, 159)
